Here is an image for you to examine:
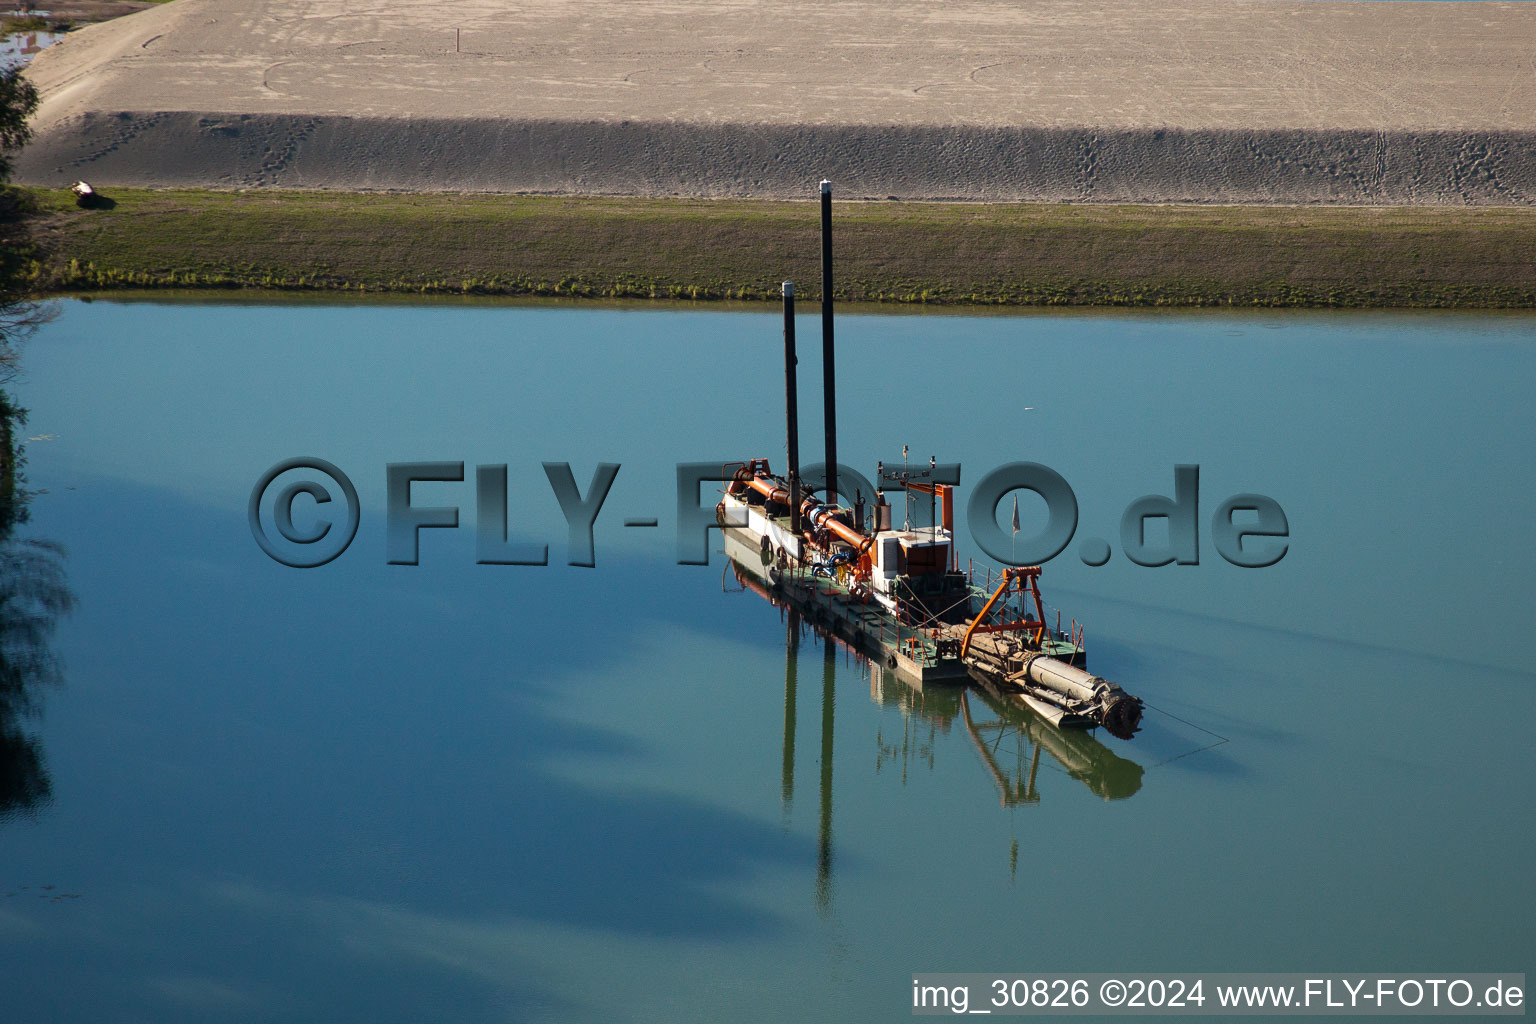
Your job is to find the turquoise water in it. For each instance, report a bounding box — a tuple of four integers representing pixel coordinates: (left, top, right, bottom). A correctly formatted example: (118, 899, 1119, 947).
(2, 298, 1533, 1021)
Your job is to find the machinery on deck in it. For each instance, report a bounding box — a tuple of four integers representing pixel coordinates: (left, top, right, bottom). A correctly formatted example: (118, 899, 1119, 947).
(721, 461, 1143, 738)
(958, 567, 1143, 736)
(719, 181, 1143, 740)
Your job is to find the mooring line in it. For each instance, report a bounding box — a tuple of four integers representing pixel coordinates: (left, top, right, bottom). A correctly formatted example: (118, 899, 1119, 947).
(1137, 702, 1232, 769)
(1142, 701, 1230, 742)
(1142, 738, 1231, 770)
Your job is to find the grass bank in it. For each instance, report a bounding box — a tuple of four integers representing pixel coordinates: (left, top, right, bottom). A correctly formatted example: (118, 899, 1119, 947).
(18, 186, 1536, 308)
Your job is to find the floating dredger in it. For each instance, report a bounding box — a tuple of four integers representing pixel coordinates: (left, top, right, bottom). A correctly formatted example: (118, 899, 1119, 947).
(718, 182, 1144, 740)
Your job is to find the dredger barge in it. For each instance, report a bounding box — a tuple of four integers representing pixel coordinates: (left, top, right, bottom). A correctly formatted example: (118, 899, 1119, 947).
(718, 182, 1144, 740)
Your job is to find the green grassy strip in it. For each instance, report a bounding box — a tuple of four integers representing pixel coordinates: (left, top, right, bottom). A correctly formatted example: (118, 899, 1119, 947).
(18, 186, 1536, 308)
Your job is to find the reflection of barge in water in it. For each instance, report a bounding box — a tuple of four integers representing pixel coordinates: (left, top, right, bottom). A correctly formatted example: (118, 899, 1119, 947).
(718, 182, 1143, 740)
(741, 582, 1145, 815)
(868, 659, 1145, 803)
(752, 601, 1144, 914)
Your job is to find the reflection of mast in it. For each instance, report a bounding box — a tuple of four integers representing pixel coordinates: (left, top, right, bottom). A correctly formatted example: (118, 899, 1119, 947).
(816, 640, 835, 913)
(754, 572, 839, 911)
(782, 610, 800, 813)
(960, 691, 1040, 807)
(965, 685, 1144, 802)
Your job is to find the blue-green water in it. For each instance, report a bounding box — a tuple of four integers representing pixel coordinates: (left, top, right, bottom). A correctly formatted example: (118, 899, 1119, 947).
(2, 299, 1533, 1021)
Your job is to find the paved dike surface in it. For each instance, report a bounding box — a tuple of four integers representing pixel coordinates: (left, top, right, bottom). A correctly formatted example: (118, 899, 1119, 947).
(15, 0, 1536, 204)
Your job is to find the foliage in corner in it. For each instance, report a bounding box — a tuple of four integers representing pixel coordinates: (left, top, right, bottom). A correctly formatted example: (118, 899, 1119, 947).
(0, 63, 48, 532)
(0, 67, 38, 184)
(0, 62, 53, 376)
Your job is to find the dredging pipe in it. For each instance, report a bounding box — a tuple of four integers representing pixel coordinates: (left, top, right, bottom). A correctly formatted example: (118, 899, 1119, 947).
(963, 637, 1144, 740)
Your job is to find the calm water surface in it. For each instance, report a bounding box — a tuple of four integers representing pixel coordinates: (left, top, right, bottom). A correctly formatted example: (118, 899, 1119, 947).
(2, 298, 1533, 1021)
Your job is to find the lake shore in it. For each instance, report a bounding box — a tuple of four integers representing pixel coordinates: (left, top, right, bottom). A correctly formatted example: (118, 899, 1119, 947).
(18, 186, 1536, 309)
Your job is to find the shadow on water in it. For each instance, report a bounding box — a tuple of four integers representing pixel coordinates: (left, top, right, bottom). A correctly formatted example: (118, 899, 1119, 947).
(0, 471, 820, 1020)
(0, 387, 73, 822)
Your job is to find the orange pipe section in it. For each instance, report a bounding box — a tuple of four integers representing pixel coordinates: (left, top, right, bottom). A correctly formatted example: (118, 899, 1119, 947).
(820, 514, 874, 554)
(745, 475, 873, 555)
(746, 476, 791, 505)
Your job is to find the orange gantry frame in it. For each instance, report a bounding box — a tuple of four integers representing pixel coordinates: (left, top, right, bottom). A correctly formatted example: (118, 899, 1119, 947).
(959, 566, 1048, 660)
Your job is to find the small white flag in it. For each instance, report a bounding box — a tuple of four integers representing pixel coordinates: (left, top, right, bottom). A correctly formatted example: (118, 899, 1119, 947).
(1011, 494, 1020, 536)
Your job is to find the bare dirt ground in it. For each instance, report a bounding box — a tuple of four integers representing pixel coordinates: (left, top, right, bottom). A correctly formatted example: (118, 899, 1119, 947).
(13, 0, 1536, 204)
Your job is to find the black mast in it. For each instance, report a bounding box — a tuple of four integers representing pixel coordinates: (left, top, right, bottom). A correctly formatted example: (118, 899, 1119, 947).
(820, 180, 837, 509)
(783, 281, 801, 535)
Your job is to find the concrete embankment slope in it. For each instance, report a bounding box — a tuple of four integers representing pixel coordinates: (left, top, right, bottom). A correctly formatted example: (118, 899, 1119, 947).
(16, 0, 1536, 204)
